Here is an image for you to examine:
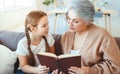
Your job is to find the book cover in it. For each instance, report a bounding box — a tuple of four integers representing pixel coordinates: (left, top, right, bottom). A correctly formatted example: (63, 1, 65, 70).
(37, 52, 81, 74)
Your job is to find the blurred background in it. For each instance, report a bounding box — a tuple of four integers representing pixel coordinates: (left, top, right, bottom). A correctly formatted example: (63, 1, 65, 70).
(0, 0, 120, 37)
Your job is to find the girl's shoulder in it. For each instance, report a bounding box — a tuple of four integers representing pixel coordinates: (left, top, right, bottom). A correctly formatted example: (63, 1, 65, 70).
(19, 37, 27, 42)
(46, 34, 54, 39)
(18, 37, 27, 46)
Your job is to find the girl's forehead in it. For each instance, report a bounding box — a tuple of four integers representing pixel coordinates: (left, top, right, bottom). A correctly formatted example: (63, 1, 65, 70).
(38, 16, 48, 22)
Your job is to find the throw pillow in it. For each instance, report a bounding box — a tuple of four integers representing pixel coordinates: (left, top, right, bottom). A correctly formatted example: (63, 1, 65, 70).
(0, 31, 25, 51)
(0, 44, 17, 74)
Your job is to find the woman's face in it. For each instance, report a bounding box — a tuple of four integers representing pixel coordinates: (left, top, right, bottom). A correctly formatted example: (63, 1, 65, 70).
(33, 16, 49, 37)
(67, 10, 88, 32)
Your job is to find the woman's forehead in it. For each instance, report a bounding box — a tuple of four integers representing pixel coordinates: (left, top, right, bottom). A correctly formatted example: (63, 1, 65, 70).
(67, 10, 80, 19)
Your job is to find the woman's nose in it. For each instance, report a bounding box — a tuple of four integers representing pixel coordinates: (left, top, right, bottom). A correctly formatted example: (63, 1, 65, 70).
(68, 21, 74, 26)
(68, 20, 72, 24)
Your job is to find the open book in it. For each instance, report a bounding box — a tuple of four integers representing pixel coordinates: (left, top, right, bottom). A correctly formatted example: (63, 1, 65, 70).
(37, 52, 81, 74)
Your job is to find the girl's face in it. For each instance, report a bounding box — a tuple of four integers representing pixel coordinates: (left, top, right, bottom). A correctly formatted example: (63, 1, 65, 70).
(67, 10, 88, 32)
(33, 16, 49, 37)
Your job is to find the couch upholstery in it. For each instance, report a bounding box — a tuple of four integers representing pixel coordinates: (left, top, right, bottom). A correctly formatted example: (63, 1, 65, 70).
(0, 31, 120, 73)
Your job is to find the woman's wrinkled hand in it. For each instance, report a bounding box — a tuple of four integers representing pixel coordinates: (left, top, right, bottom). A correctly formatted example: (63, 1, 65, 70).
(68, 66, 90, 74)
(37, 65, 49, 74)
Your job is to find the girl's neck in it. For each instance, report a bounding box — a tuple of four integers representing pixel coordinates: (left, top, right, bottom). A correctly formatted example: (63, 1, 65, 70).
(31, 35, 42, 46)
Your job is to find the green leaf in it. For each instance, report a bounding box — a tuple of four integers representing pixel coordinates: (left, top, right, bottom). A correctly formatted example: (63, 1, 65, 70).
(42, 0, 54, 6)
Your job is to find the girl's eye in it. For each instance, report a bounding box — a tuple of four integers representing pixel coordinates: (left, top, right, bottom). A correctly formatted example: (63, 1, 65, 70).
(42, 24, 46, 27)
(42, 23, 48, 27)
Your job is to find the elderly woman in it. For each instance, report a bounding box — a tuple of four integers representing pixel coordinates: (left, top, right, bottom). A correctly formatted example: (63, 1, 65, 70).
(60, 0, 120, 74)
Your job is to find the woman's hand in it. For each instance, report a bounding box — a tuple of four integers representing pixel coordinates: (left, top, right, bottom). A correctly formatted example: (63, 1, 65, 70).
(68, 66, 90, 74)
(37, 65, 49, 74)
(52, 69, 64, 74)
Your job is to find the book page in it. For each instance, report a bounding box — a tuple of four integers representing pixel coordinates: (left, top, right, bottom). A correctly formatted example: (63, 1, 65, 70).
(58, 54, 80, 59)
(37, 52, 57, 58)
(58, 54, 81, 74)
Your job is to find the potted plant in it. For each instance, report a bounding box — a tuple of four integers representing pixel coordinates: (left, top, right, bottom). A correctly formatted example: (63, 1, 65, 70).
(42, 0, 54, 6)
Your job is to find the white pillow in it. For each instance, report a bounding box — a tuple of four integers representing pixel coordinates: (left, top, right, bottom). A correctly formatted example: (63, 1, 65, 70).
(0, 44, 17, 74)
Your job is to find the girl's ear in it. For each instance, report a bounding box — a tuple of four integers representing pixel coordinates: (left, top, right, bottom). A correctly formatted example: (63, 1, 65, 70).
(29, 26, 36, 32)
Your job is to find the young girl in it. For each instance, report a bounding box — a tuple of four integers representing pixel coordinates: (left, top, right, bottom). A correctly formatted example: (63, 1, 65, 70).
(16, 10, 55, 74)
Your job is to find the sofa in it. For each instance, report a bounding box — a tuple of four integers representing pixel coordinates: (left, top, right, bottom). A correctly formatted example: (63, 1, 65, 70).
(0, 31, 120, 74)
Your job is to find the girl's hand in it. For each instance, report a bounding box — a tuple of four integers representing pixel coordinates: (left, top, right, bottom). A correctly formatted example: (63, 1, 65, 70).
(52, 69, 64, 74)
(68, 66, 90, 74)
(37, 65, 49, 74)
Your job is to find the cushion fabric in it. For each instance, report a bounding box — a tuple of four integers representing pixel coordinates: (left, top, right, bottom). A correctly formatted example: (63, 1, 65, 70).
(52, 34, 63, 56)
(0, 31, 25, 51)
(0, 44, 17, 74)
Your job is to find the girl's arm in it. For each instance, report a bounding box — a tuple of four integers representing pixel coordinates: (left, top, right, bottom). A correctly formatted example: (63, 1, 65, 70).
(18, 55, 49, 74)
(18, 55, 37, 73)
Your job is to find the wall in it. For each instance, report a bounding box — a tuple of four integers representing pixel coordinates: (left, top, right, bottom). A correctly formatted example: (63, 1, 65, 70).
(0, 7, 37, 30)
(0, 0, 120, 36)
(0, 0, 50, 31)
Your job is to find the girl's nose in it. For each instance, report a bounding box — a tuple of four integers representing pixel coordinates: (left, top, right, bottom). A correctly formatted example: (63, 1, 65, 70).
(46, 25, 49, 30)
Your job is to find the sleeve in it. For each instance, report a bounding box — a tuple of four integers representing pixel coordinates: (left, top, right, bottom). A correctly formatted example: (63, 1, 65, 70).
(60, 31, 69, 52)
(16, 39, 28, 56)
(89, 31, 120, 74)
(60, 31, 75, 53)
(47, 34, 55, 47)
(60, 32, 66, 48)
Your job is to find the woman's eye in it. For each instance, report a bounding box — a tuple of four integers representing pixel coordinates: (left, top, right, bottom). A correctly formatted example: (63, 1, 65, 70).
(68, 17, 72, 20)
(73, 21, 79, 23)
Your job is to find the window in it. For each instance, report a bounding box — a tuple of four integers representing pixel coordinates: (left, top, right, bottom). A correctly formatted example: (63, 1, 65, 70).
(0, 0, 34, 11)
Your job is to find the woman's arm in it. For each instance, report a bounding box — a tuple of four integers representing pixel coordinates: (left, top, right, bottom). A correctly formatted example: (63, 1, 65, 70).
(68, 31, 120, 74)
(88, 34, 120, 74)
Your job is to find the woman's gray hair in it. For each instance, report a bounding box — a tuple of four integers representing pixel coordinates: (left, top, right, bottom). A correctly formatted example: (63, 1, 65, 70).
(68, 0, 95, 22)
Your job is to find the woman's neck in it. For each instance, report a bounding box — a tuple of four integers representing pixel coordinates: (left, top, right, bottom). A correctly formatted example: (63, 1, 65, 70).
(77, 24, 91, 35)
(77, 28, 87, 35)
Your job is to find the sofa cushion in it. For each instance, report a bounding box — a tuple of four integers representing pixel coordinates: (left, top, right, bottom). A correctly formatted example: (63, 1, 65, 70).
(0, 44, 17, 74)
(52, 34, 63, 56)
(0, 31, 25, 51)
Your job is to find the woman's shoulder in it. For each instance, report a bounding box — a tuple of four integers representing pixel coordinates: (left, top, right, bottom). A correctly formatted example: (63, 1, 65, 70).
(90, 24, 110, 35)
(62, 31, 75, 37)
(89, 24, 112, 38)
(61, 31, 75, 42)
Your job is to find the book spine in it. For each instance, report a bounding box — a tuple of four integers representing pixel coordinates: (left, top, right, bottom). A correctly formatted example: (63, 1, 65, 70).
(56, 57, 61, 73)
